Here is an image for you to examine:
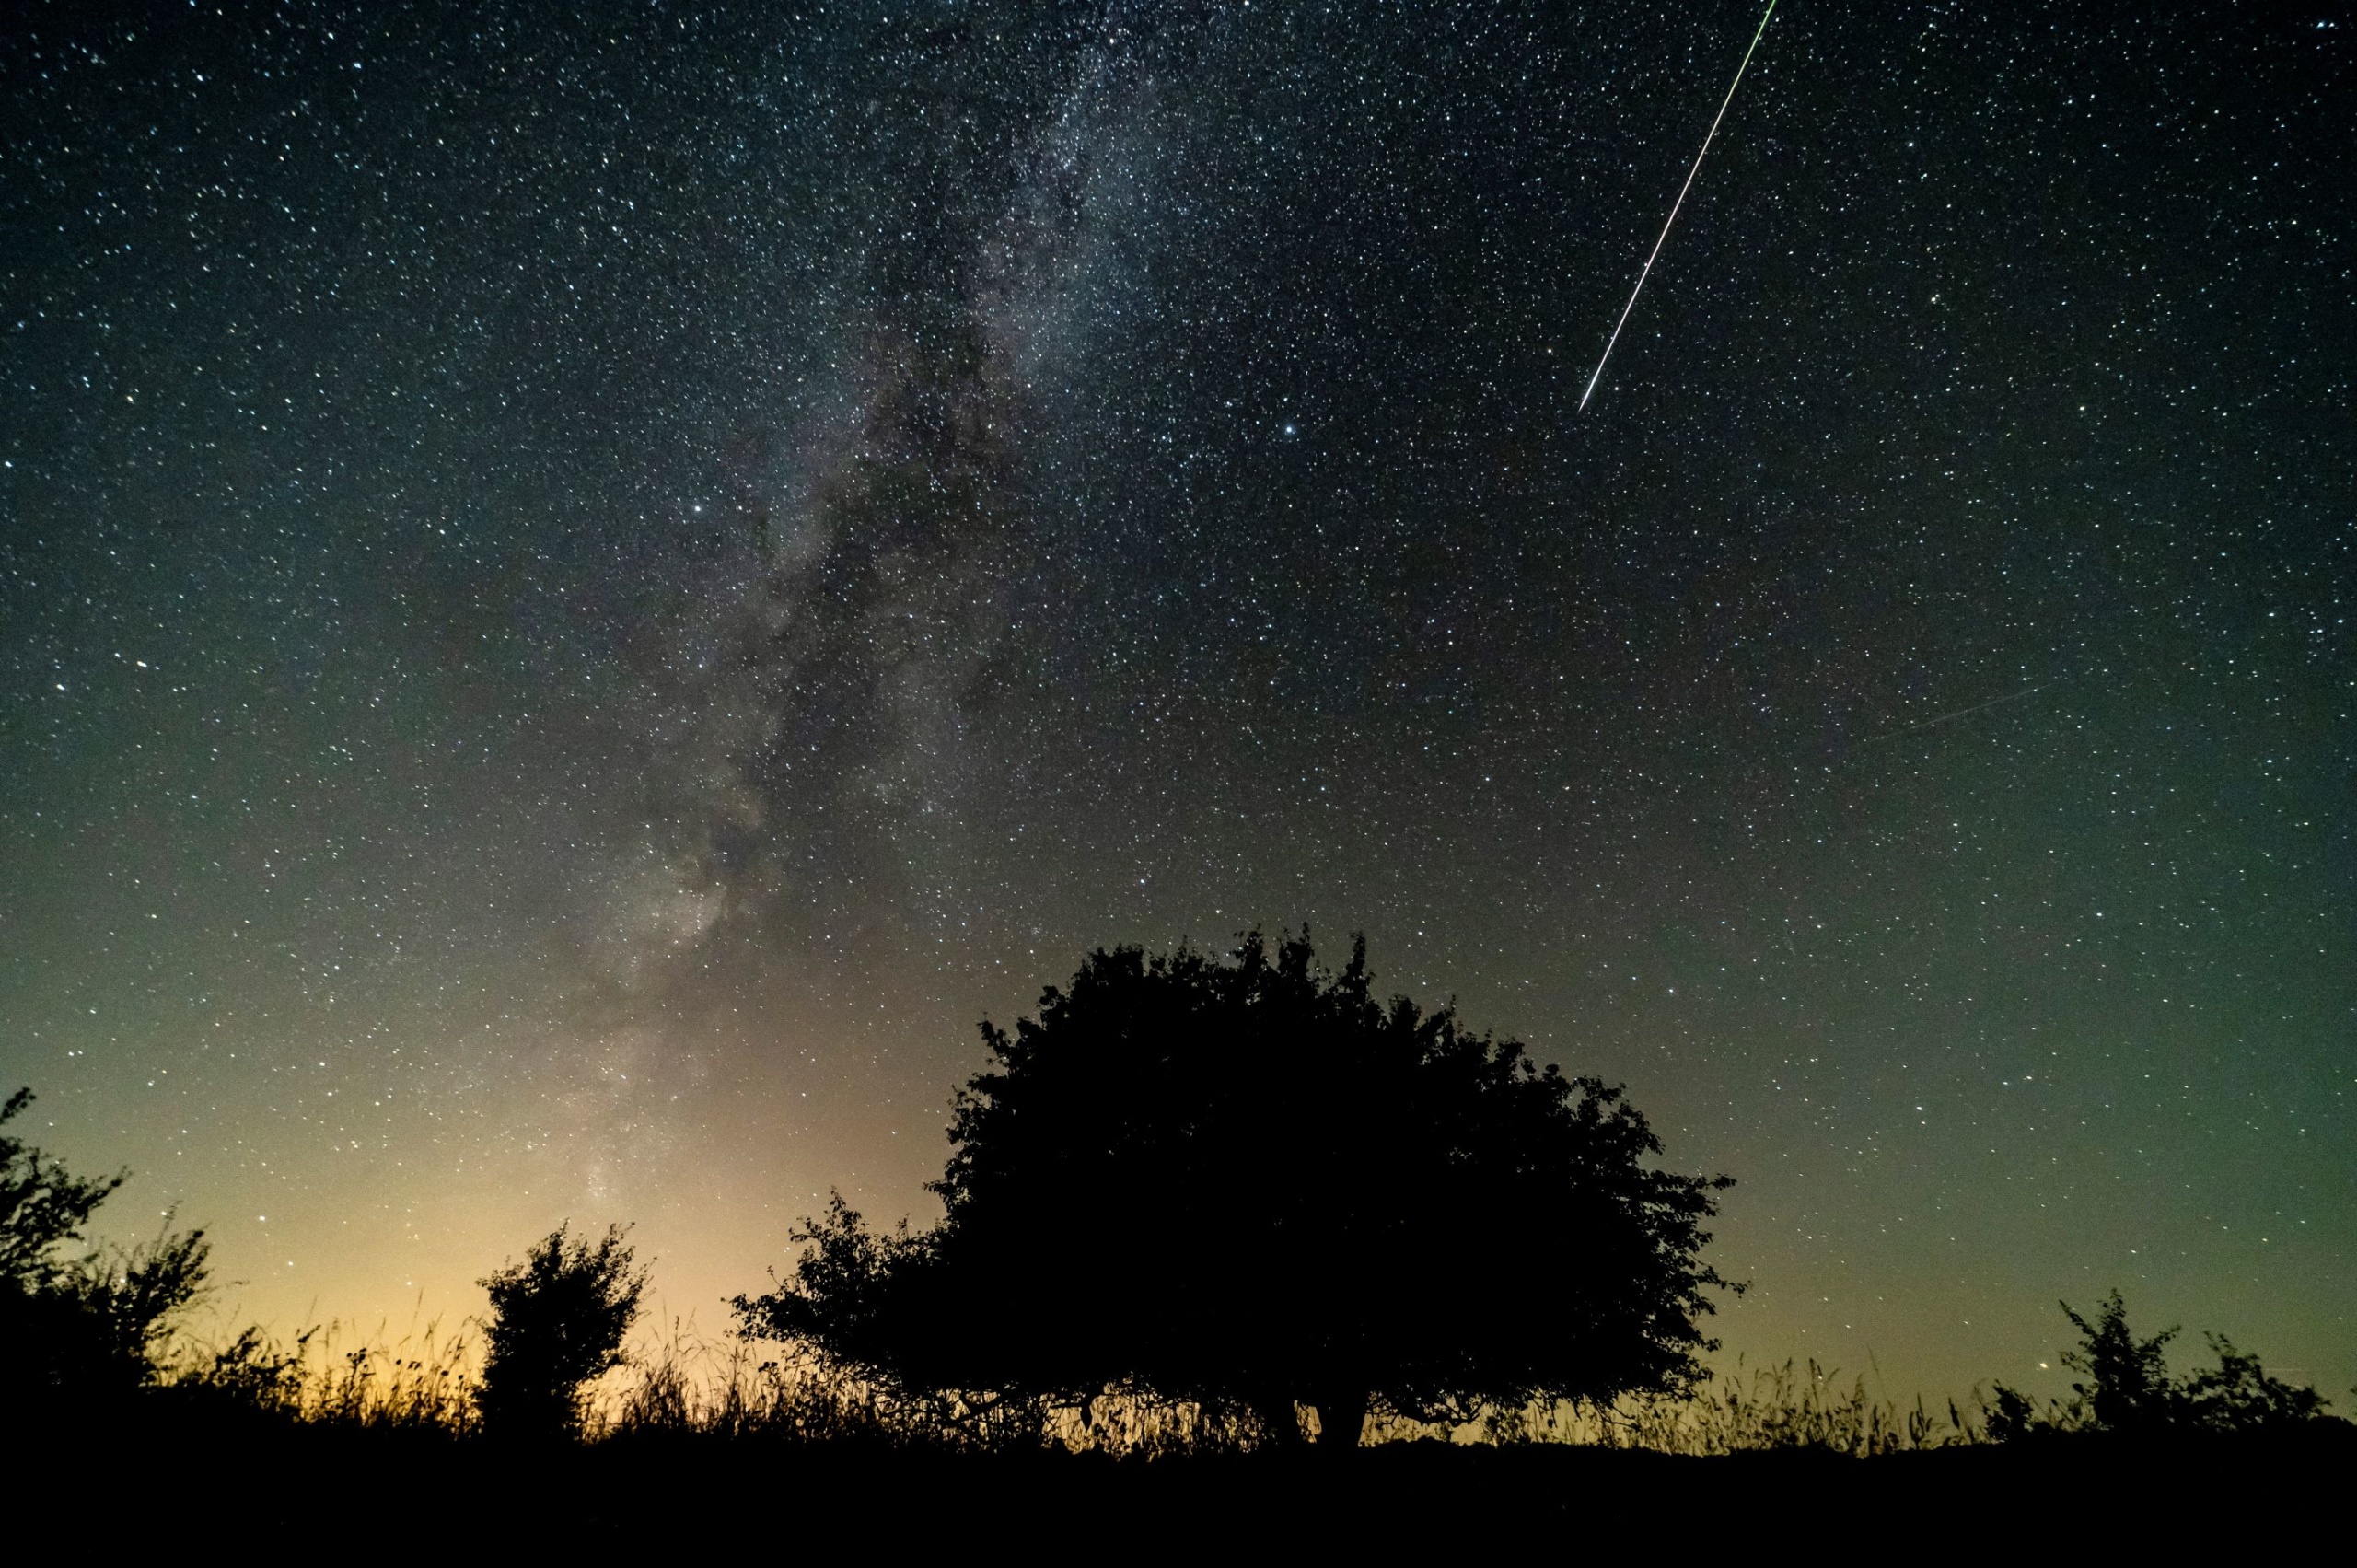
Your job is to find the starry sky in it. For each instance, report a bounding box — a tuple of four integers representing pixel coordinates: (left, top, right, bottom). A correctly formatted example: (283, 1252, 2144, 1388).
(3, 0, 2351, 1404)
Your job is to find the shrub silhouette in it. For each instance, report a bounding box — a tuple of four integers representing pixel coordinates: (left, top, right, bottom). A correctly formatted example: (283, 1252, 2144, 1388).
(2181, 1333, 2329, 1430)
(737, 932, 1734, 1446)
(1980, 1382, 2044, 1444)
(2, 1088, 123, 1280)
(1, 1087, 212, 1400)
(477, 1223, 648, 1439)
(2061, 1290, 2183, 1434)
(1984, 1290, 2332, 1439)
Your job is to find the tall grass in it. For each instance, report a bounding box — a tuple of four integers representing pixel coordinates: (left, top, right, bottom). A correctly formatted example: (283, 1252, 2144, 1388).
(160, 1313, 2028, 1458)
(592, 1318, 1342, 1454)
(600, 1331, 2004, 1457)
(601, 1318, 1261, 1455)
(169, 1315, 478, 1434)
(1485, 1358, 2009, 1456)
(604, 1319, 910, 1446)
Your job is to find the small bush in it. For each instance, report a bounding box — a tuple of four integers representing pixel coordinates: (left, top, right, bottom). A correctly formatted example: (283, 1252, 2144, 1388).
(2, 1088, 212, 1401)
(1979, 1292, 2333, 1441)
(478, 1224, 648, 1439)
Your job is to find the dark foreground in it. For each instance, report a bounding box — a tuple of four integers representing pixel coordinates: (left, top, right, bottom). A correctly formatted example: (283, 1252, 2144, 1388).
(30, 1411, 2352, 1551)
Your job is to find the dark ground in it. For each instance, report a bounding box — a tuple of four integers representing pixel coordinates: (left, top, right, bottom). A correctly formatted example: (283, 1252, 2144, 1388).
(29, 1413, 2351, 1551)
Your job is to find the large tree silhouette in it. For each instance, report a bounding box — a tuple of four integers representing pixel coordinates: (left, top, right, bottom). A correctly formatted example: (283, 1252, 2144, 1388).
(737, 933, 1733, 1446)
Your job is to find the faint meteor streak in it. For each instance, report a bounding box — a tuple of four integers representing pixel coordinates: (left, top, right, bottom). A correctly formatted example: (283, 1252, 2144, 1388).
(1580, 0, 1781, 412)
(1863, 683, 2046, 746)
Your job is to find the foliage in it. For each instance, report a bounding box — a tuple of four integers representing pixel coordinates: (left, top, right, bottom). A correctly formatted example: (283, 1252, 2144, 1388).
(0, 1087, 125, 1284)
(737, 932, 1734, 1446)
(2181, 1334, 2330, 1430)
(478, 1223, 649, 1438)
(1979, 1382, 2049, 1445)
(1, 1087, 213, 1399)
(2060, 1290, 2181, 1434)
(1979, 1291, 2333, 1441)
(170, 1325, 310, 1416)
(57, 1225, 214, 1375)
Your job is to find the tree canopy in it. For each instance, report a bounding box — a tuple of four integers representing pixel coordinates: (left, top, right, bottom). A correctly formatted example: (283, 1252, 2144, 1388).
(737, 933, 1733, 1444)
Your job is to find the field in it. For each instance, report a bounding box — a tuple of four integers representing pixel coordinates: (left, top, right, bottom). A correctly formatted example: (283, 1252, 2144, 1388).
(40, 1414, 2351, 1548)
(25, 1330, 2349, 1549)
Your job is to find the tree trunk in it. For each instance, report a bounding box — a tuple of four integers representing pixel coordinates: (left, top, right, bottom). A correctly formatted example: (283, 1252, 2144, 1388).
(1312, 1388, 1368, 1448)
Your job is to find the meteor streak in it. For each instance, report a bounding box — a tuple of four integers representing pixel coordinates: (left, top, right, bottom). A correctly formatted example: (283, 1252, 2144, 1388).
(1862, 683, 2046, 746)
(1580, 0, 1781, 412)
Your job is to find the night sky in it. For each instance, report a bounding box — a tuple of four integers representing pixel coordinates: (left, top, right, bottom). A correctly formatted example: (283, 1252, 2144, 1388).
(4, 1, 2351, 1404)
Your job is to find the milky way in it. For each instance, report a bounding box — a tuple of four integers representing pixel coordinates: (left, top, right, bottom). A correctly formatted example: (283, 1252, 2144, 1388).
(2, 2, 2351, 1400)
